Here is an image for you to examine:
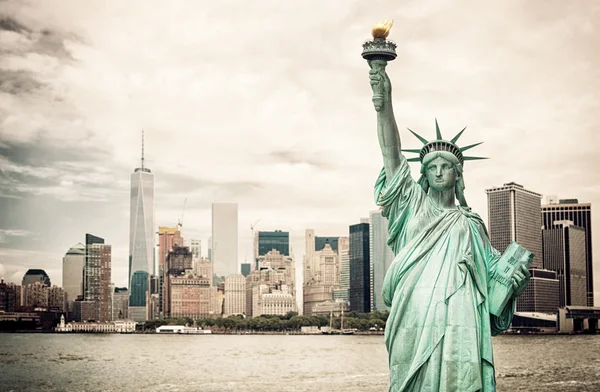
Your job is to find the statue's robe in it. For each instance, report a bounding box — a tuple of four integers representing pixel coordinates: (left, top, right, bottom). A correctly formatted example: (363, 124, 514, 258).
(376, 156, 515, 392)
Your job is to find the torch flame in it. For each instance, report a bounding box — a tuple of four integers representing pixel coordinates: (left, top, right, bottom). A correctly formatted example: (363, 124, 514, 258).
(371, 19, 394, 39)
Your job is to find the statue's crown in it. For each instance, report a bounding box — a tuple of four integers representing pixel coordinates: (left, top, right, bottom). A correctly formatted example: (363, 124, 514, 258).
(402, 119, 487, 166)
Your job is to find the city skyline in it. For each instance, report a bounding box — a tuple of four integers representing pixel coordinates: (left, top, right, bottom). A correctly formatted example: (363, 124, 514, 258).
(0, 1, 599, 304)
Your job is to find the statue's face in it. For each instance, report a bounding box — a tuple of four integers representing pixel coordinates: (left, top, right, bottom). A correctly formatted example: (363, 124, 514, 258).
(425, 156, 457, 192)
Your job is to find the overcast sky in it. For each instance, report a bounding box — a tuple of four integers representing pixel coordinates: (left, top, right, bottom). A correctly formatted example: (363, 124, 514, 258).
(0, 0, 598, 301)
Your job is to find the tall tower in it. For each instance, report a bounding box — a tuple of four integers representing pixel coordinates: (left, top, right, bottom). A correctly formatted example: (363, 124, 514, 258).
(542, 199, 593, 306)
(543, 220, 587, 307)
(211, 203, 238, 277)
(370, 210, 395, 311)
(349, 222, 371, 312)
(128, 131, 155, 322)
(485, 182, 543, 268)
(62, 243, 85, 303)
(84, 234, 111, 321)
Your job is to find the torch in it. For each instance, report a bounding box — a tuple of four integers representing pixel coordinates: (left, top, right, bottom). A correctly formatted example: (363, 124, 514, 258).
(361, 20, 397, 111)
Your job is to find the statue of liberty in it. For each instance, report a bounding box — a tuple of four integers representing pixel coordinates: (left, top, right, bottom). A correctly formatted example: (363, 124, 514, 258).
(365, 22, 532, 392)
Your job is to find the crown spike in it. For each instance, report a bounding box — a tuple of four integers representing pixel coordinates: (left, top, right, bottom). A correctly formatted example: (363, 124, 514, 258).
(406, 157, 421, 162)
(460, 142, 484, 152)
(450, 127, 467, 143)
(407, 128, 429, 144)
(435, 118, 442, 140)
(463, 156, 489, 161)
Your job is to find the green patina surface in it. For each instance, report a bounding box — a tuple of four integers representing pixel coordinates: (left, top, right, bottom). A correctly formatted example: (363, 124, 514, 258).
(365, 34, 531, 391)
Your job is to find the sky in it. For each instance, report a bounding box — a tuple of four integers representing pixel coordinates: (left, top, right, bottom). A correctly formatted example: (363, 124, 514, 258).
(0, 0, 599, 301)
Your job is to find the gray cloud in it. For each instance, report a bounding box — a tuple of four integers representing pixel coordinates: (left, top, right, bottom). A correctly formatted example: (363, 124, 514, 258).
(0, 14, 29, 33)
(0, 69, 43, 94)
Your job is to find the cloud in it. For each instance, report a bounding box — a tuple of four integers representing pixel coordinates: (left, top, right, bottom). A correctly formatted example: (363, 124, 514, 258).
(0, 1, 598, 300)
(0, 229, 33, 243)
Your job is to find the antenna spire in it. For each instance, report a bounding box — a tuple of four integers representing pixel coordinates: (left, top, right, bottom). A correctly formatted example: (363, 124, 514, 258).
(141, 129, 145, 170)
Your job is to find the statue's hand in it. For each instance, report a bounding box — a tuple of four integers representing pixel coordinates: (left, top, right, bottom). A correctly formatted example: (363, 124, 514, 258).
(368, 59, 392, 111)
(511, 265, 531, 298)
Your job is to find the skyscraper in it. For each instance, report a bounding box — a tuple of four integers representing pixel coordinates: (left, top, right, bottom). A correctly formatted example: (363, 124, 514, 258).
(349, 222, 371, 312)
(129, 132, 155, 322)
(211, 203, 238, 277)
(485, 182, 543, 268)
(84, 234, 111, 321)
(21, 269, 51, 287)
(543, 220, 587, 307)
(257, 230, 289, 257)
(62, 243, 85, 303)
(315, 237, 339, 253)
(542, 199, 593, 306)
(370, 210, 395, 311)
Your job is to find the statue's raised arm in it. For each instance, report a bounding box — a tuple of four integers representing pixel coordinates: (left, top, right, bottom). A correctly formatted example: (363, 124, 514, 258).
(369, 59, 402, 180)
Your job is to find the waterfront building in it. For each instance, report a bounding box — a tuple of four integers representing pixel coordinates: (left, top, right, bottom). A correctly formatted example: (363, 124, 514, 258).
(543, 220, 587, 307)
(23, 282, 47, 309)
(129, 133, 155, 321)
(224, 274, 246, 316)
(369, 210, 394, 311)
(485, 182, 543, 268)
(168, 273, 215, 319)
(62, 243, 85, 303)
(0, 280, 20, 312)
(542, 199, 594, 306)
(246, 263, 296, 317)
(47, 286, 65, 311)
(303, 284, 335, 316)
(85, 237, 112, 322)
(515, 269, 560, 313)
(112, 287, 129, 320)
(21, 269, 51, 287)
(56, 314, 136, 333)
(349, 222, 371, 312)
(211, 203, 238, 278)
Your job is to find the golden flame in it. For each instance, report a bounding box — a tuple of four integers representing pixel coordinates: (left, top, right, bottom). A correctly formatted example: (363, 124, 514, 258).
(371, 19, 394, 39)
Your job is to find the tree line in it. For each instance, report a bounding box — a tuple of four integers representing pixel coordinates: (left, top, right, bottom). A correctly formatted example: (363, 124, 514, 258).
(143, 310, 389, 332)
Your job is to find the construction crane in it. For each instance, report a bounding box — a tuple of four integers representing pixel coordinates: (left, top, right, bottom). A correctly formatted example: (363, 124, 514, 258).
(250, 219, 260, 261)
(177, 197, 187, 232)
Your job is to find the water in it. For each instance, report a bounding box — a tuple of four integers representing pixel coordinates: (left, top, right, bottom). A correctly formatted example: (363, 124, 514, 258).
(1, 334, 599, 391)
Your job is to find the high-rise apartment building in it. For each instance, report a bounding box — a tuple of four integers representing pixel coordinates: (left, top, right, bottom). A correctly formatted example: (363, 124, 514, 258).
(62, 243, 85, 303)
(84, 235, 111, 322)
(542, 199, 594, 306)
(0, 280, 20, 312)
(486, 182, 543, 268)
(543, 220, 587, 307)
(257, 230, 289, 258)
(211, 203, 238, 277)
(370, 210, 395, 311)
(129, 134, 155, 321)
(349, 222, 371, 312)
(224, 274, 246, 316)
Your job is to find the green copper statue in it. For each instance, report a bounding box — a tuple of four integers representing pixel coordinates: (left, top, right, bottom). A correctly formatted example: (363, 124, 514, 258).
(363, 21, 532, 391)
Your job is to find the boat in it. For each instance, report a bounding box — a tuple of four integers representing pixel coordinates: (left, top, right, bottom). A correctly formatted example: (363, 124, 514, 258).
(155, 325, 212, 334)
